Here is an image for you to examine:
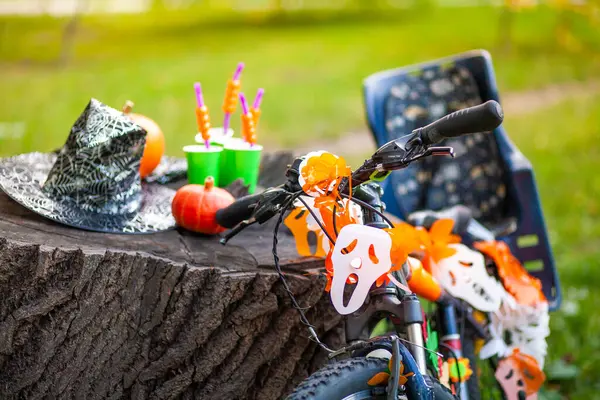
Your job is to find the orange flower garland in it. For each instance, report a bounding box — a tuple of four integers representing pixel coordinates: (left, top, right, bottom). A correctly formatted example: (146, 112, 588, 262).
(474, 240, 546, 306)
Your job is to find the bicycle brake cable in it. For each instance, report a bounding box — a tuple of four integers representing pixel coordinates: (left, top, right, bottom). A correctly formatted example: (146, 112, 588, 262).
(296, 195, 336, 246)
(271, 187, 448, 357)
(339, 193, 395, 228)
(272, 191, 336, 354)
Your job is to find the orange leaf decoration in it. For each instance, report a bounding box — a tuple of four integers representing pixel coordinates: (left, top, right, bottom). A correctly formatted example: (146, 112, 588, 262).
(375, 274, 388, 288)
(428, 219, 461, 262)
(368, 222, 424, 287)
(416, 219, 460, 274)
(399, 372, 414, 386)
(367, 372, 390, 386)
(384, 222, 424, 269)
(366, 357, 416, 387)
(386, 357, 414, 386)
(474, 241, 546, 306)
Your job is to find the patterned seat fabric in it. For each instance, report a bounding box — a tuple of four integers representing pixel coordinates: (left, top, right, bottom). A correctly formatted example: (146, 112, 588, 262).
(384, 64, 508, 225)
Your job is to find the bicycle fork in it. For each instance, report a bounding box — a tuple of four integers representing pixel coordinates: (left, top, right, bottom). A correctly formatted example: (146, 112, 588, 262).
(403, 295, 428, 375)
(345, 288, 429, 376)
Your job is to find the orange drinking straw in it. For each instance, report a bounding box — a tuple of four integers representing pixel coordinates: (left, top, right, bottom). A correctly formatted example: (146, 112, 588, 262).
(222, 62, 244, 136)
(194, 82, 211, 149)
(239, 92, 256, 145)
(251, 88, 264, 128)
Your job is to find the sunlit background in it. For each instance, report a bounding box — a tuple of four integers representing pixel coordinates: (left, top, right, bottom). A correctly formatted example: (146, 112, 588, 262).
(1, 0, 599, 397)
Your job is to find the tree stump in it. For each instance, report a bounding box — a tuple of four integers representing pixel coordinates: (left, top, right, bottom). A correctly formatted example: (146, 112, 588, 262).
(0, 152, 344, 400)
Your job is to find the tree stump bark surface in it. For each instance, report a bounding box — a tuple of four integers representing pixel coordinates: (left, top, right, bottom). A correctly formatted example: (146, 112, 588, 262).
(0, 152, 344, 400)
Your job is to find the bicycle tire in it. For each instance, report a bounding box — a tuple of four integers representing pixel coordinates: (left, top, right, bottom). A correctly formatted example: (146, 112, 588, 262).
(286, 356, 457, 400)
(286, 357, 389, 400)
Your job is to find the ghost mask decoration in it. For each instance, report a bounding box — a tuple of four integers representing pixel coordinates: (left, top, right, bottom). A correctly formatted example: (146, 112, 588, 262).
(495, 349, 545, 400)
(435, 243, 504, 312)
(479, 290, 516, 361)
(284, 196, 331, 257)
(330, 224, 393, 315)
(503, 304, 549, 369)
(480, 290, 549, 369)
(284, 196, 364, 258)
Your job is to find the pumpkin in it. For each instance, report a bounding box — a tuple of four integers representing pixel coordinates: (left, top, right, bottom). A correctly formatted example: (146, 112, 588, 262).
(171, 176, 235, 234)
(122, 101, 165, 178)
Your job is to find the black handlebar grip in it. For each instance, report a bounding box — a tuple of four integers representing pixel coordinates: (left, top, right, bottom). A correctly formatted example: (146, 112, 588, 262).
(416, 100, 504, 146)
(215, 193, 263, 229)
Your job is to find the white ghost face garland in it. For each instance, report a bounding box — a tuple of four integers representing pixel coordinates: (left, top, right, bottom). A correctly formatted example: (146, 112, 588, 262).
(326, 223, 416, 315)
(416, 220, 503, 313)
(494, 348, 546, 400)
(469, 240, 551, 399)
(284, 151, 412, 315)
(479, 290, 550, 369)
(434, 243, 504, 312)
(474, 240, 551, 369)
(329, 224, 400, 315)
(412, 221, 550, 398)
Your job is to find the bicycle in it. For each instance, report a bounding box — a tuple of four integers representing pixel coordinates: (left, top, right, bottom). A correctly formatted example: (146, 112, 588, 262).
(216, 100, 505, 400)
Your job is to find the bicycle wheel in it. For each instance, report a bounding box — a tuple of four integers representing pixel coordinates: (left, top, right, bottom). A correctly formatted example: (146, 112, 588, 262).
(286, 356, 457, 400)
(286, 357, 389, 400)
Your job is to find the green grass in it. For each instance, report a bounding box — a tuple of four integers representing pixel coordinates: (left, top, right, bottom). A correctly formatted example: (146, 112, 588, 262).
(1, 6, 599, 156)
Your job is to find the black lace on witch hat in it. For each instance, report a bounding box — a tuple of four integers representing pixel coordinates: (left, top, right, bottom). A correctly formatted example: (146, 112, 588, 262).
(0, 98, 176, 234)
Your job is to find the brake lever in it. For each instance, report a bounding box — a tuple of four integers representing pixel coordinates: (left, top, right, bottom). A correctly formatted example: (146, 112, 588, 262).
(405, 146, 454, 163)
(424, 146, 454, 157)
(363, 145, 455, 177)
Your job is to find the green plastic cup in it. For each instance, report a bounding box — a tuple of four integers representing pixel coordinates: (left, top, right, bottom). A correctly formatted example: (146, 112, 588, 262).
(219, 142, 263, 193)
(183, 144, 223, 186)
(195, 127, 234, 147)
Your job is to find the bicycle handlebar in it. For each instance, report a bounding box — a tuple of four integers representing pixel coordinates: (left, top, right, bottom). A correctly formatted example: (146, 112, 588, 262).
(415, 100, 504, 146)
(215, 193, 263, 229)
(216, 101, 505, 240)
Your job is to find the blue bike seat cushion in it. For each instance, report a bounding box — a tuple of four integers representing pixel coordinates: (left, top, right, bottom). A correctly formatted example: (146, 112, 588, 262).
(384, 64, 508, 225)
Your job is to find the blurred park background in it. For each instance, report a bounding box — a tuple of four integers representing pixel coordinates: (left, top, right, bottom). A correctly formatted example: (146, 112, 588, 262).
(0, 0, 599, 398)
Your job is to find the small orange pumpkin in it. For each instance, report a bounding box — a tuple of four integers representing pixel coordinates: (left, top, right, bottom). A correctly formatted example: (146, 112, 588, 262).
(171, 176, 234, 234)
(123, 101, 165, 178)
